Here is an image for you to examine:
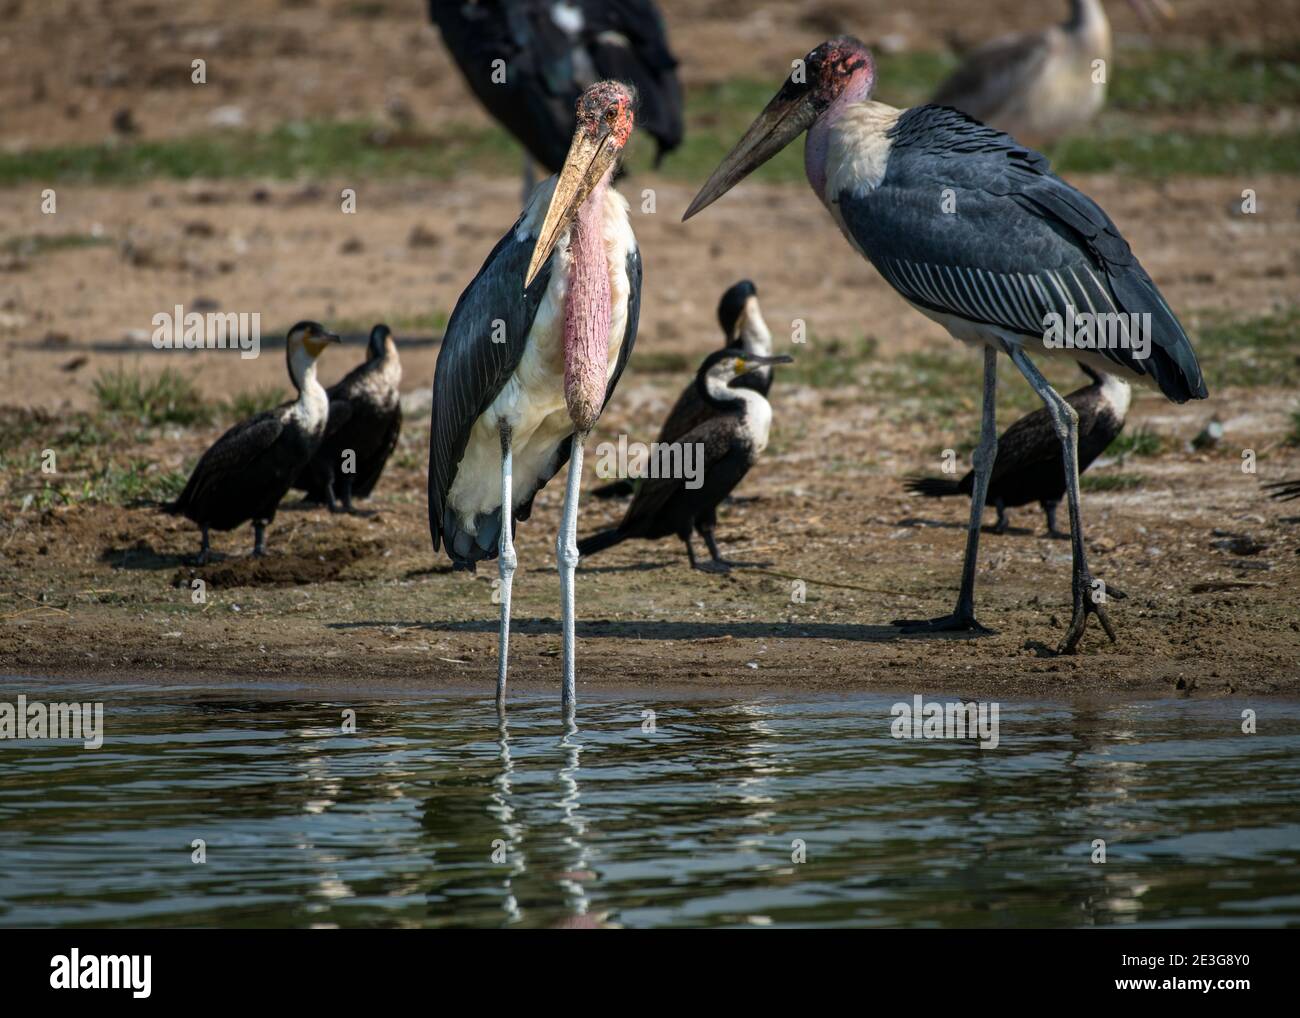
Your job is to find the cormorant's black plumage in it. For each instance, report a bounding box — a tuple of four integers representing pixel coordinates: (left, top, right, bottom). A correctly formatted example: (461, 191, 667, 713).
(164, 321, 339, 560)
(904, 364, 1129, 534)
(427, 0, 683, 170)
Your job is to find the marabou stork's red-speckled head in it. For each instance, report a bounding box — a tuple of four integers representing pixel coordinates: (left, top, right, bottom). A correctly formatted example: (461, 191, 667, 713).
(683, 37, 875, 221)
(525, 81, 637, 286)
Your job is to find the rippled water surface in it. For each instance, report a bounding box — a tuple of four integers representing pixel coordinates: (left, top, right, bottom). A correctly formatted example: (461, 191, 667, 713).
(1, 681, 1297, 928)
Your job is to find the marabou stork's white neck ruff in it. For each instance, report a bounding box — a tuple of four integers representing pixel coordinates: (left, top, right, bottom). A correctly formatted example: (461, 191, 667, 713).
(428, 80, 641, 711)
(684, 36, 1206, 654)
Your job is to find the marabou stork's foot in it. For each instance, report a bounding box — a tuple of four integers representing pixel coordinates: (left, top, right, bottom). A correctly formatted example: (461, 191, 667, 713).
(1057, 572, 1126, 653)
(694, 559, 733, 575)
(892, 611, 995, 636)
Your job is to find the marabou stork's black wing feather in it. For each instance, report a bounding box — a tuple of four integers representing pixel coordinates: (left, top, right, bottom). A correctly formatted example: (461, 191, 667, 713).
(427, 0, 683, 170)
(838, 105, 1207, 403)
(427, 213, 555, 554)
(583, 0, 683, 162)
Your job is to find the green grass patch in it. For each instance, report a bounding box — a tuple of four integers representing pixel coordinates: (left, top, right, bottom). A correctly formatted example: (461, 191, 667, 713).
(5, 45, 1297, 188)
(2, 232, 112, 256)
(226, 386, 287, 422)
(1191, 309, 1300, 389)
(1111, 426, 1167, 458)
(93, 365, 212, 426)
(1081, 472, 1144, 492)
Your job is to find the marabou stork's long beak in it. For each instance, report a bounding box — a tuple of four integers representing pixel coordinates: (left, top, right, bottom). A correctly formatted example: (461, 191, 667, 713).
(682, 80, 820, 222)
(525, 124, 621, 288)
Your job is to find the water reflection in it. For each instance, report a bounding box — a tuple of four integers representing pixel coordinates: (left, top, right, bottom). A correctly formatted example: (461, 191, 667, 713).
(0, 683, 1296, 928)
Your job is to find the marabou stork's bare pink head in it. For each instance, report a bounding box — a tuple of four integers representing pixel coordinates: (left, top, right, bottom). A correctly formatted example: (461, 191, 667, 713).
(683, 37, 875, 221)
(525, 80, 637, 287)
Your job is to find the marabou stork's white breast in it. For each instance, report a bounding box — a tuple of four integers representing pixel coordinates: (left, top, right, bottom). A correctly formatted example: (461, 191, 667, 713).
(447, 181, 637, 524)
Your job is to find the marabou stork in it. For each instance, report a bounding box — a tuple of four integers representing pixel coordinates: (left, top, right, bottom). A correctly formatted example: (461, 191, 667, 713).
(904, 364, 1131, 537)
(931, 0, 1174, 148)
(428, 81, 641, 708)
(427, 0, 683, 196)
(578, 349, 791, 571)
(591, 278, 775, 500)
(165, 321, 342, 563)
(296, 324, 403, 514)
(683, 37, 1207, 653)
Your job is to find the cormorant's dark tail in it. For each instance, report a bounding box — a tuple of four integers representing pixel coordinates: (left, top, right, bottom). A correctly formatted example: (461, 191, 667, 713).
(903, 476, 961, 498)
(590, 479, 635, 499)
(577, 528, 628, 557)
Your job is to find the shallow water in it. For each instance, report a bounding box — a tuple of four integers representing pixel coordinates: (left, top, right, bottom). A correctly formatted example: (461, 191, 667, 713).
(1, 681, 1297, 928)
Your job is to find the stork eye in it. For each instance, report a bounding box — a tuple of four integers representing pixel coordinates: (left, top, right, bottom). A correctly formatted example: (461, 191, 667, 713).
(604, 107, 618, 124)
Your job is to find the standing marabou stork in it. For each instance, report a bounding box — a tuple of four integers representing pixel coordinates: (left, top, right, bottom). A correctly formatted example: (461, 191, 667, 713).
(428, 81, 641, 708)
(683, 37, 1207, 653)
(427, 0, 683, 197)
(931, 0, 1174, 148)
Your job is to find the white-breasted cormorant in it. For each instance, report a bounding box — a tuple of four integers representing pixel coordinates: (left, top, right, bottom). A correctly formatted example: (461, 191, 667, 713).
(577, 349, 791, 572)
(164, 321, 341, 563)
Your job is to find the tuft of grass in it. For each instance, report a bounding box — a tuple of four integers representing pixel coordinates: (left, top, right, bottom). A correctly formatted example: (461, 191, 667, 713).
(1111, 427, 1167, 458)
(2, 233, 112, 256)
(1192, 310, 1300, 389)
(1081, 472, 1144, 492)
(786, 335, 879, 388)
(226, 386, 287, 421)
(1051, 130, 1300, 177)
(93, 366, 212, 427)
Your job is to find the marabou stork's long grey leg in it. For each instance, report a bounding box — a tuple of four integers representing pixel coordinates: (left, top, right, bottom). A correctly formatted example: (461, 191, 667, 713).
(252, 520, 268, 557)
(496, 423, 517, 705)
(1007, 347, 1121, 653)
(557, 432, 588, 711)
(894, 346, 998, 634)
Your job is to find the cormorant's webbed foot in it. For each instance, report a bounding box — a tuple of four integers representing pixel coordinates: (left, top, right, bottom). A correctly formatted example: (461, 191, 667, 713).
(694, 559, 733, 575)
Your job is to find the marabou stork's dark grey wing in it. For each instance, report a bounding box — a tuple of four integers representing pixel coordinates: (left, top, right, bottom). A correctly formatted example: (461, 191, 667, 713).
(428, 214, 555, 555)
(427, 1, 682, 171)
(583, 0, 683, 162)
(839, 105, 1207, 404)
(517, 244, 644, 521)
(930, 32, 1051, 123)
